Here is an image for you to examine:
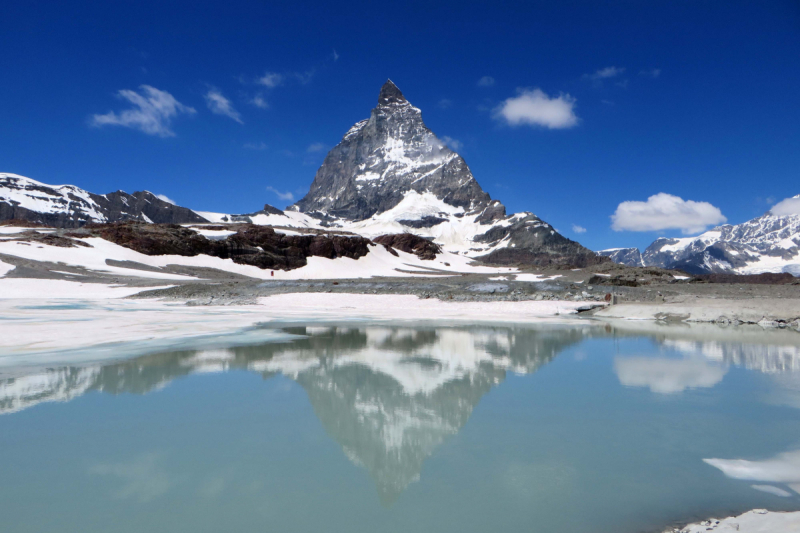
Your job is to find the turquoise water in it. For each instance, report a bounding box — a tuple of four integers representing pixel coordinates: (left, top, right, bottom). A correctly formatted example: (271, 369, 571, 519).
(1, 322, 799, 532)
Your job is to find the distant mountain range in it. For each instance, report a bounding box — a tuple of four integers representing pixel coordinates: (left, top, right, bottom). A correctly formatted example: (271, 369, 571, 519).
(599, 202, 800, 275)
(0, 80, 602, 268)
(0, 173, 207, 227)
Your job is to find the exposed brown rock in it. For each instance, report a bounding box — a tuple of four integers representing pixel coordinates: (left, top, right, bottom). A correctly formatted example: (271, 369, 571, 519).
(85, 222, 372, 271)
(373, 233, 442, 260)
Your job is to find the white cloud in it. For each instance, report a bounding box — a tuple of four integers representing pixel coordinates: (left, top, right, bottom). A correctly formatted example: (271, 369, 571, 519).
(244, 141, 268, 150)
(438, 98, 453, 109)
(494, 88, 578, 129)
(440, 136, 463, 151)
(204, 88, 243, 124)
(332, 49, 339, 62)
(266, 186, 295, 202)
(585, 66, 625, 81)
(572, 224, 587, 234)
(639, 68, 661, 78)
(477, 76, 495, 87)
(614, 357, 727, 394)
(90, 85, 196, 137)
(770, 195, 800, 217)
(155, 194, 175, 204)
(258, 72, 284, 88)
(306, 142, 327, 153)
(611, 193, 727, 234)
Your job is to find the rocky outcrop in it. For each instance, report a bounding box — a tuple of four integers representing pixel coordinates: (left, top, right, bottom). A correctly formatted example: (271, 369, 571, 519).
(87, 222, 372, 271)
(373, 233, 441, 260)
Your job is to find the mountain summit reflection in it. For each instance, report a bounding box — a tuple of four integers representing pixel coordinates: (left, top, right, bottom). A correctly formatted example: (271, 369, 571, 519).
(2, 321, 800, 504)
(0, 324, 593, 501)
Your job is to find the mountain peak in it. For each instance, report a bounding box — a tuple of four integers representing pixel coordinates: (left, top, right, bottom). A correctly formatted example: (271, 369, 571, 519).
(378, 79, 406, 106)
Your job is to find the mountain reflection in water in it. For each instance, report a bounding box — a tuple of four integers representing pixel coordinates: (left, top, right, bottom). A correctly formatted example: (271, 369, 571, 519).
(1, 321, 799, 505)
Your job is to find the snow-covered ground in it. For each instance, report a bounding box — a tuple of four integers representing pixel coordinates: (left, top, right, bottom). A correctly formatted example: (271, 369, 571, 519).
(666, 509, 800, 532)
(0, 227, 518, 292)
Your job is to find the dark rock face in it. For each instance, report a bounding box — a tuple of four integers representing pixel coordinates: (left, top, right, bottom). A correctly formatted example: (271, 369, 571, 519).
(291, 80, 493, 221)
(597, 247, 645, 267)
(373, 233, 441, 260)
(89, 222, 372, 271)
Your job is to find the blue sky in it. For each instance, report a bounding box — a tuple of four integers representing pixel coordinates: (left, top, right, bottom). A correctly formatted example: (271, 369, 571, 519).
(1, 0, 798, 251)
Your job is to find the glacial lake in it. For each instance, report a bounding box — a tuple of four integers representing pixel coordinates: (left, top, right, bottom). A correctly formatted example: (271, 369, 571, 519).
(2, 320, 800, 533)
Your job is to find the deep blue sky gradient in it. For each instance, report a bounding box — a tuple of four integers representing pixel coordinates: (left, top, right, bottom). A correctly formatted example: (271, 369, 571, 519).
(1, 0, 798, 250)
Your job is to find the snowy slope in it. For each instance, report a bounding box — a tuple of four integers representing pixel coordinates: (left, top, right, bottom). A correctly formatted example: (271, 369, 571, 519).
(0, 226, 516, 287)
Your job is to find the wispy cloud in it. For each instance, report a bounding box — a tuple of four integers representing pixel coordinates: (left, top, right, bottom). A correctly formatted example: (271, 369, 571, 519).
(572, 224, 587, 234)
(477, 76, 495, 87)
(440, 136, 463, 151)
(494, 88, 578, 129)
(639, 68, 661, 78)
(306, 142, 327, 153)
(243, 141, 268, 150)
(584, 66, 626, 81)
(437, 98, 453, 109)
(266, 186, 295, 202)
(250, 94, 269, 109)
(611, 193, 727, 234)
(292, 70, 315, 85)
(204, 88, 243, 124)
(258, 72, 284, 88)
(155, 194, 175, 204)
(332, 49, 339, 62)
(90, 85, 196, 137)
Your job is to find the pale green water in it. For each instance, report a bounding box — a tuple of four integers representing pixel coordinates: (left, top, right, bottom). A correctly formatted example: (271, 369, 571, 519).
(1, 321, 800, 532)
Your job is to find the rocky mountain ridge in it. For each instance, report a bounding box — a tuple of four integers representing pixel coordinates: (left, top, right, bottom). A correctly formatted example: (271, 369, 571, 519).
(0, 173, 207, 227)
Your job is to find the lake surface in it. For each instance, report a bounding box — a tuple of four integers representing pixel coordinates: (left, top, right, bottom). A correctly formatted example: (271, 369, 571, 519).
(1, 320, 800, 533)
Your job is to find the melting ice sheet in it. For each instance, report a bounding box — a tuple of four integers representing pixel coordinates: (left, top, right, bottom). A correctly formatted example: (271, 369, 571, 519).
(1, 318, 800, 533)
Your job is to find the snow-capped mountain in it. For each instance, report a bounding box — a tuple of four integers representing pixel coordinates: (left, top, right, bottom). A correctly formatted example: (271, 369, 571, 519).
(597, 247, 644, 267)
(0, 173, 207, 227)
(288, 80, 600, 267)
(1, 81, 603, 267)
(601, 203, 800, 275)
